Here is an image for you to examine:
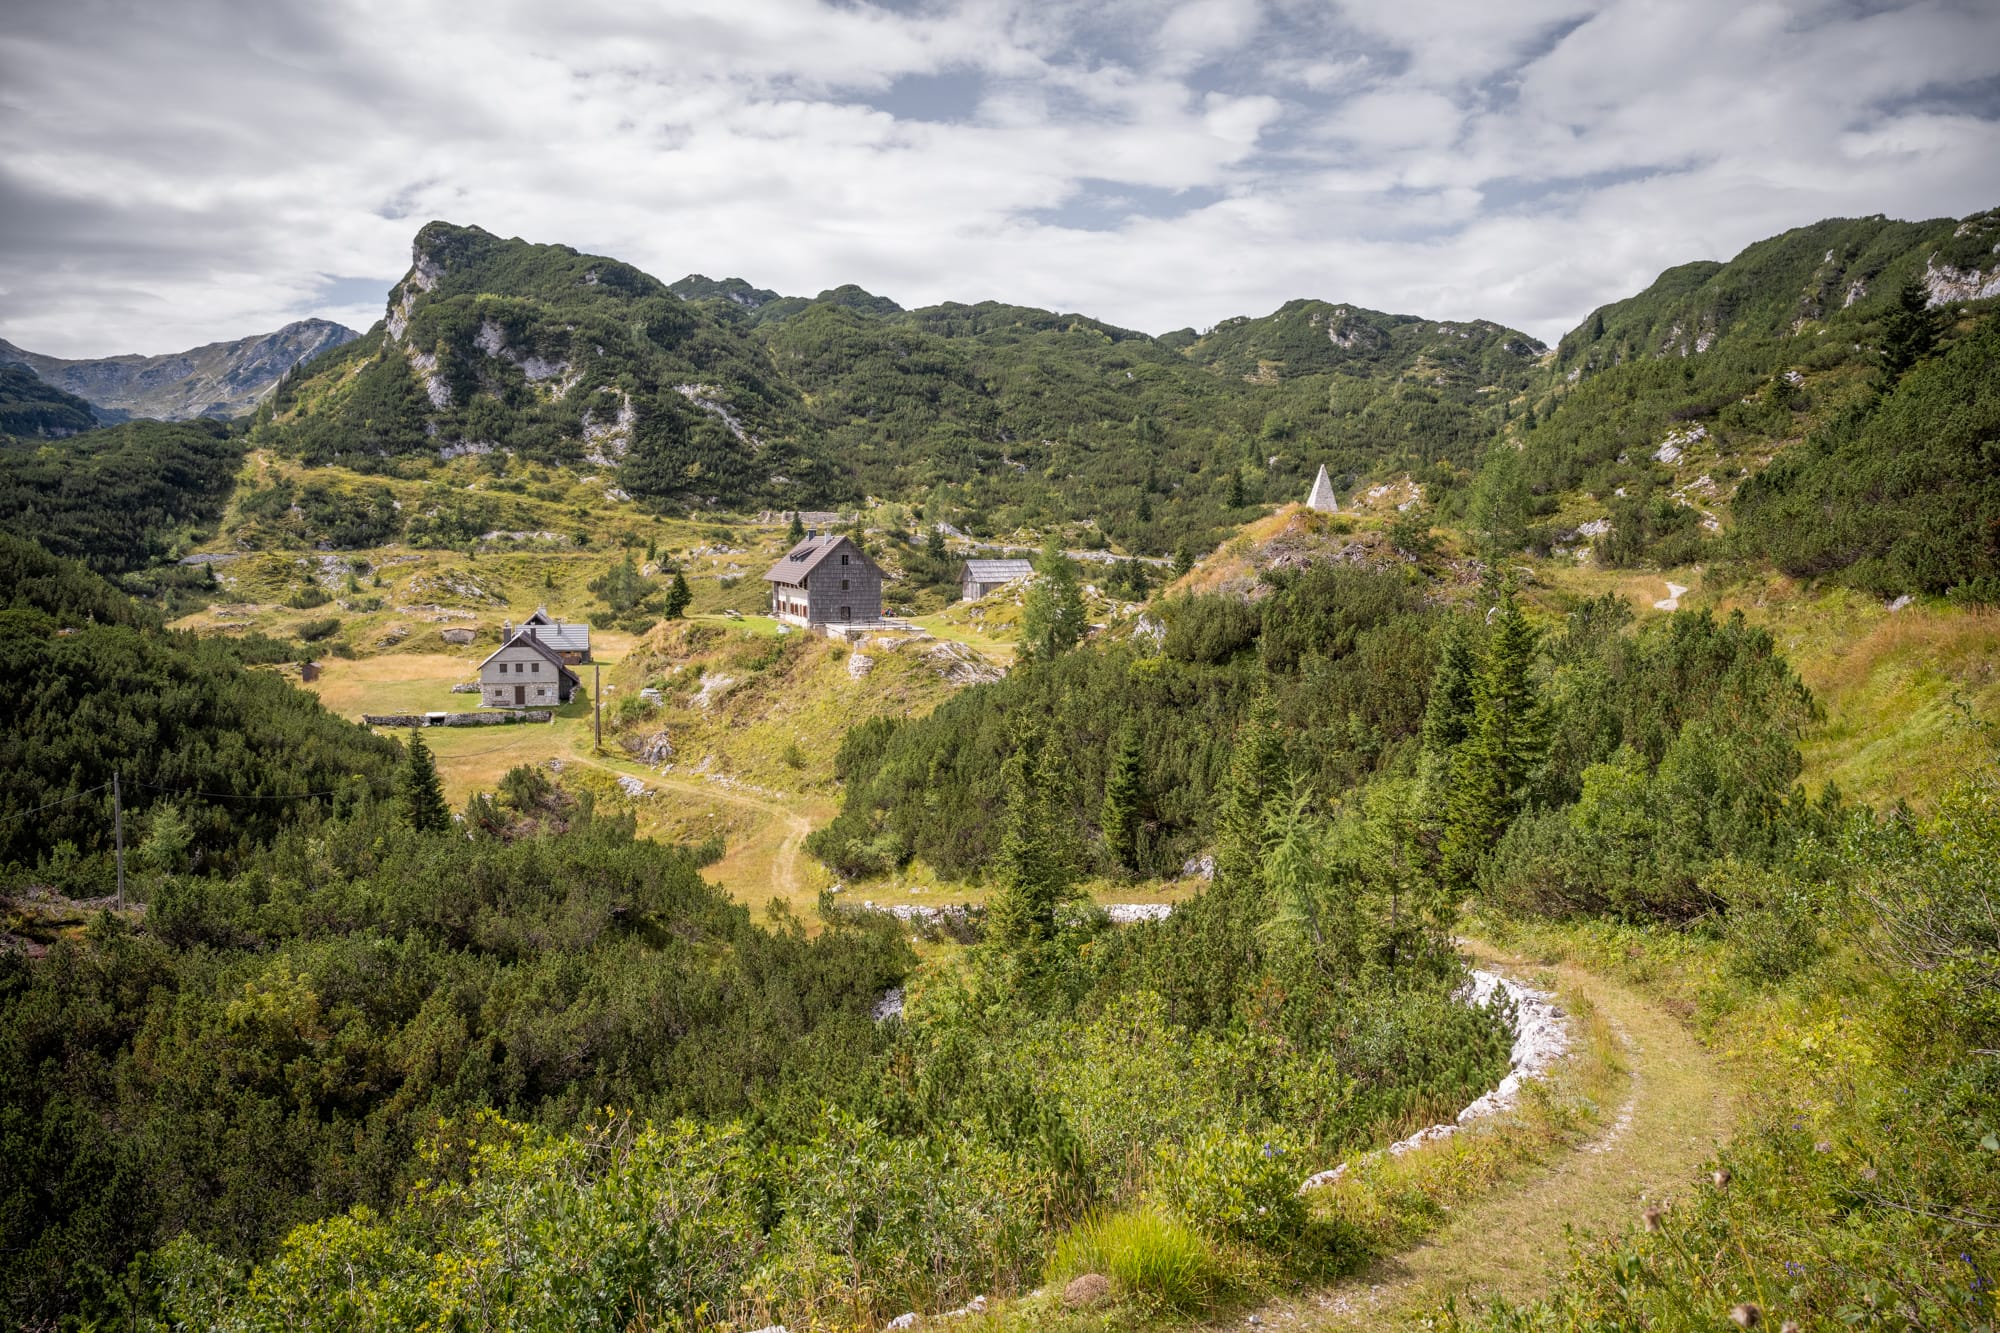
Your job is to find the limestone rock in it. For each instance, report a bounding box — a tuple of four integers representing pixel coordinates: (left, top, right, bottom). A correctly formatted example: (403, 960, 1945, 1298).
(439, 627, 477, 645)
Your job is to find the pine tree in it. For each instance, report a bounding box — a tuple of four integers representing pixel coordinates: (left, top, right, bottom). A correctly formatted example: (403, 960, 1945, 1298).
(1226, 470, 1245, 509)
(1420, 617, 1479, 755)
(925, 524, 946, 560)
(1020, 534, 1087, 662)
(1441, 590, 1545, 887)
(1100, 722, 1146, 871)
(1136, 493, 1153, 524)
(1877, 278, 1939, 388)
(988, 736, 1080, 948)
(399, 729, 450, 833)
(1172, 543, 1195, 578)
(663, 569, 692, 619)
(787, 511, 805, 543)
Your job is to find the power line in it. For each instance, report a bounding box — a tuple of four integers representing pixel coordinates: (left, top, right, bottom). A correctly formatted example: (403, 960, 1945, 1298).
(0, 782, 111, 829)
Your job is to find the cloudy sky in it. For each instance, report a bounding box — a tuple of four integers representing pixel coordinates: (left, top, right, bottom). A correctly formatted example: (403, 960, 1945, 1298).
(4, 0, 1999, 358)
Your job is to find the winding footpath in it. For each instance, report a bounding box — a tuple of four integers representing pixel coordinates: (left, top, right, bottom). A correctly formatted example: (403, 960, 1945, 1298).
(1238, 938, 1736, 1329)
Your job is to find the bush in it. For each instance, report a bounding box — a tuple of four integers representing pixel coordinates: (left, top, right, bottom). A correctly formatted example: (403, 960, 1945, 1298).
(286, 586, 332, 609)
(295, 617, 341, 642)
(1044, 1205, 1225, 1314)
(1150, 1127, 1308, 1249)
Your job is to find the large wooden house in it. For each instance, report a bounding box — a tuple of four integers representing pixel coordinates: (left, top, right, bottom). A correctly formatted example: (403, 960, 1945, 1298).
(763, 533, 883, 630)
(478, 624, 582, 708)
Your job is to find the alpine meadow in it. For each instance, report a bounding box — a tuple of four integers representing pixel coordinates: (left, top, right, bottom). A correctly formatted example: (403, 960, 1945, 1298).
(5, 9, 2000, 1329)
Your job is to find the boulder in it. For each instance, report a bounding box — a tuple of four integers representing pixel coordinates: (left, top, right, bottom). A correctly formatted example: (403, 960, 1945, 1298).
(439, 627, 477, 645)
(1062, 1273, 1112, 1310)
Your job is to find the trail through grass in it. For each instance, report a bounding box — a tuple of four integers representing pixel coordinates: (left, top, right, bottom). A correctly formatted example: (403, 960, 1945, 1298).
(1242, 938, 1737, 1329)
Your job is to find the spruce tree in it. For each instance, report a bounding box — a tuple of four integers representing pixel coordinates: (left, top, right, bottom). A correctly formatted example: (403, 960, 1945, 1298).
(1020, 534, 1087, 662)
(1178, 692, 1287, 1026)
(925, 524, 946, 561)
(1172, 543, 1195, 578)
(787, 511, 805, 543)
(1101, 723, 1146, 871)
(1877, 278, 1939, 388)
(1226, 470, 1246, 509)
(664, 569, 692, 619)
(1441, 590, 1545, 887)
(1420, 617, 1479, 755)
(399, 729, 450, 833)
(988, 736, 1080, 947)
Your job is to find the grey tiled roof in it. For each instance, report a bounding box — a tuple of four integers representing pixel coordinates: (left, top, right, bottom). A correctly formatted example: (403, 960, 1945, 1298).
(963, 558, 1034, 583)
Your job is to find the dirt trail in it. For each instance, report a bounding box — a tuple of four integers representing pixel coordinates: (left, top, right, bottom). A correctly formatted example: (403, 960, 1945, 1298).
(578, 756, 820, 910)
(1253, 939, 1736, 1329)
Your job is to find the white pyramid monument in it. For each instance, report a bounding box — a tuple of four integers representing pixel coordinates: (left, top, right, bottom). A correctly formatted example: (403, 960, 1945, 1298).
(1305, 464, 1339, 513)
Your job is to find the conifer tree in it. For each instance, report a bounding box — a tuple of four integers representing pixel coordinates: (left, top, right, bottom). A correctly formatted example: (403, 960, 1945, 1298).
(399, 729, 450, 833)
(1420, 617, 1479, 755)
(1020, 534, 1086, 662)
(1226, 470, 1246, 508)
(1877, 278, 1939, 388)
(1172, 543, 1195, 578)
(663, 569, 692, 619)
(1441, 589, 1545, 887)
(787, 511, 805, 543)
(988, 735, 1080, 947)
(925, 524, 946, 561)
(1100, 722, 1146, 871)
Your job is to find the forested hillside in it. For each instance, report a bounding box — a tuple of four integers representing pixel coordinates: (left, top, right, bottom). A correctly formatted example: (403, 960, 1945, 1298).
(254, 220, 1546, 553)
(0, 362, 98, 438)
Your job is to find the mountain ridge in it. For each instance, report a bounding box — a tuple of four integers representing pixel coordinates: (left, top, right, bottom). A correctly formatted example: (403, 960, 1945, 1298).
(0, 318, 359, 422)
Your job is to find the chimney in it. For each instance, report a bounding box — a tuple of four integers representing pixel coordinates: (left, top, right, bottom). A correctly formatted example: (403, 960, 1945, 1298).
(502, 618, 512, 640)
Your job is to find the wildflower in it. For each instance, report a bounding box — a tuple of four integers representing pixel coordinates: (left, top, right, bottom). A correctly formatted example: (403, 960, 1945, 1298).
(1859, 1165, 1878, 1182)
(1713, 1167, 1732, 1188)
(1814, 1140, 1832, 1154)
(1730, 1303, 1761, 1328)
(1641, 1206, 1664, 1233)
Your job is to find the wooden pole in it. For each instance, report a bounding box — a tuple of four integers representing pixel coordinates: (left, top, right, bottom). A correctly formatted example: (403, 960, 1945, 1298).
(593, 662, 602, 752)
(112, 771, 125, 910)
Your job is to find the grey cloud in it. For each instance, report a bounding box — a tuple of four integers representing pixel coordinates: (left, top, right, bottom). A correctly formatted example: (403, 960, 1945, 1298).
(1, 0, 1997, 358)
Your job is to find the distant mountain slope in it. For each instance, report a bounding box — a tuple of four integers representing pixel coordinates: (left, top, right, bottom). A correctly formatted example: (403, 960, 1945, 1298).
(1556, 209, 2000, 370)
(1181, 299, 1544, 385)
(0, 319, 358, 421)
(0, 362, 98, 437)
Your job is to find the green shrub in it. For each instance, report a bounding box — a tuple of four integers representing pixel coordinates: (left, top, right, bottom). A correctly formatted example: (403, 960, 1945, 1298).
(286, 586, 332, 609)
(295, 616, 341, 642)
(1150, 1126, 1309, 1249)
(1044, 1205, 1225, 1314)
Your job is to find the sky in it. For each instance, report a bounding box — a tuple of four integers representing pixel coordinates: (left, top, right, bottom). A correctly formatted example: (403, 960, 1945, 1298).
(3, 0, 1999, 359)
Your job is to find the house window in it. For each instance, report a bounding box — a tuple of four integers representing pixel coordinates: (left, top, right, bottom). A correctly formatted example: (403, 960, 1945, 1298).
(840, 554, 849, 565)
(498, 662, 508, 674)
(532, 662, 541, 673)
(840, 606, 852, 621)
(841, 578, 849, 590)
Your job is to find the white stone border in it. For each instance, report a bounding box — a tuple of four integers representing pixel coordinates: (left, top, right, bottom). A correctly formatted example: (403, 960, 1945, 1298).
(1299, 968, 1571, 1191)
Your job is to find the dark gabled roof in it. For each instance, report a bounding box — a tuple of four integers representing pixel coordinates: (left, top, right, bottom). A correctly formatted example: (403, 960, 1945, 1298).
(762, 533, 875, 585)
(476, 629, 581, 684)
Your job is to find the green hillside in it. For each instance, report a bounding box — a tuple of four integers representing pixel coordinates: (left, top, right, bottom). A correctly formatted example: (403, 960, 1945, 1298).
(255, 222, 1551, 554)
(0, 362, 98, 438)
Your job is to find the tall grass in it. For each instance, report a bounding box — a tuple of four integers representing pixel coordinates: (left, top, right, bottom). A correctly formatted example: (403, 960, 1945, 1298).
(1043, 1206, 1226, 1314)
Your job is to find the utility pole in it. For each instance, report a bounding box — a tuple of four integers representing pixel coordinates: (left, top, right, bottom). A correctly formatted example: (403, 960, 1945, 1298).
(593, 662, 602, 752)
(112, 771, 125, 910)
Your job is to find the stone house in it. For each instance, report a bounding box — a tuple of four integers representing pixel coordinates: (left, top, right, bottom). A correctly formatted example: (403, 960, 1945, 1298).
(478, 626, 581, 708)
(762, 532, 883, 629)
(959, 557, 1034, 601)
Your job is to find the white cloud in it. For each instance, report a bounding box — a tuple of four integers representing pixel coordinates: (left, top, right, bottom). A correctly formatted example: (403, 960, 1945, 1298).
(0, 0, 1996, 358)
